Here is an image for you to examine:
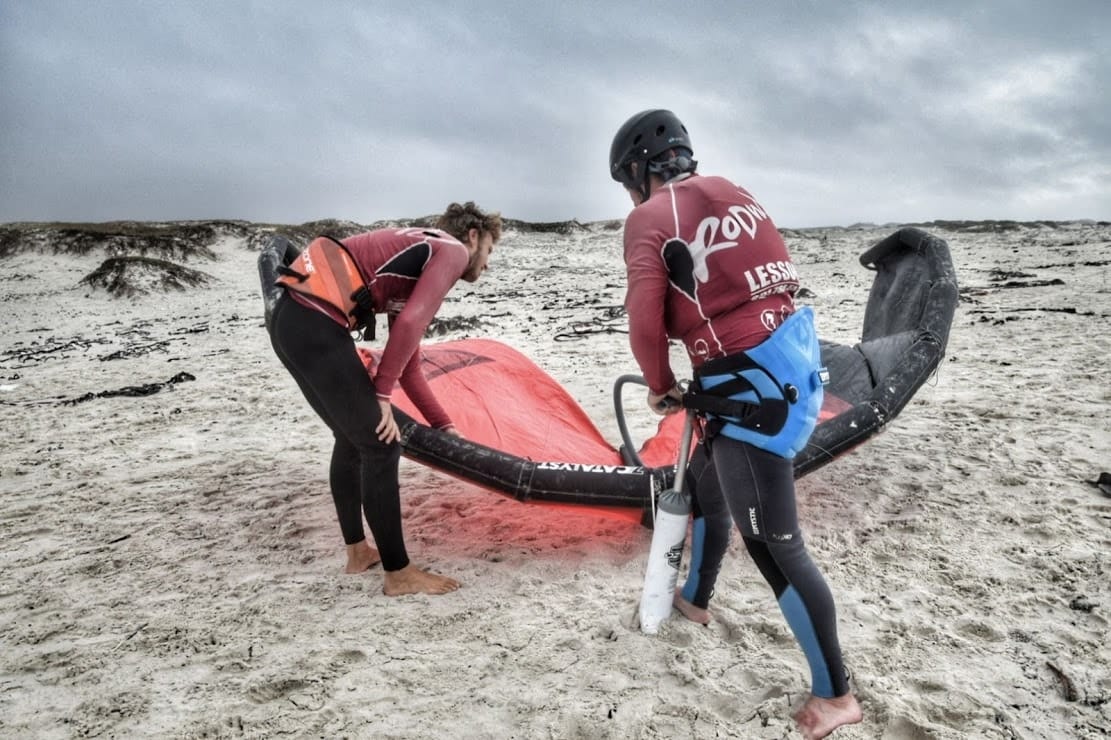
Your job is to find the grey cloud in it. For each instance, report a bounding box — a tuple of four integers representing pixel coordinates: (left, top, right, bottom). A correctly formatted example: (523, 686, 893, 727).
(1, 1, 1108, 226)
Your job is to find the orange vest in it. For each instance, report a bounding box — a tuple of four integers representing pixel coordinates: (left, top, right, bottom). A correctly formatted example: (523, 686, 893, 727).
(275, 236, 374, 330)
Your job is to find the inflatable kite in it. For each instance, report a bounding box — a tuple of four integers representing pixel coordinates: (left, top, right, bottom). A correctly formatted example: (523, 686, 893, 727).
(258, 227, 958, 523)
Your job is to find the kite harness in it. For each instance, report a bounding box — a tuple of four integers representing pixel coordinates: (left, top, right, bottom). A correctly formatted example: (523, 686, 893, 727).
(682, 307, 828, 459)
(275, 235, 376, 332)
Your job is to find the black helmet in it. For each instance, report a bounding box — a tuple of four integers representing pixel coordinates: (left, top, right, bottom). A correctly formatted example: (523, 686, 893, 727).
(609, 109, 696, 196)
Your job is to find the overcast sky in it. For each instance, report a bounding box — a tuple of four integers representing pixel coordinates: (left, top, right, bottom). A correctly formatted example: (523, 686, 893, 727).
(2, 2, 1108, 228)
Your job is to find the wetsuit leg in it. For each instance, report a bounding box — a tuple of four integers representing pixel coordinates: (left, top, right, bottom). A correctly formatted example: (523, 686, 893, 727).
(711, 436, 849, 698)
(327, 435, 367, 545)
(680, 440, 732, 609)
(268, 295, 410, 571)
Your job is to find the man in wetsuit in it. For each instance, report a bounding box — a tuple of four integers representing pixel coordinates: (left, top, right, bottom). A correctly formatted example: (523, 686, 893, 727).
(609, 110, 862, 739)
(268, 202, 501, 596)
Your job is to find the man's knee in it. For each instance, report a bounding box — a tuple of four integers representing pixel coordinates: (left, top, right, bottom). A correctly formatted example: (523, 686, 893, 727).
(765, 533, 811, 574)
(354, 438, 401, 466)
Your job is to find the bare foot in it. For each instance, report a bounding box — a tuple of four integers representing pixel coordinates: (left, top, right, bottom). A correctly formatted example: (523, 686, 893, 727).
(344, 540, 381, 574)
(383, 564, 461, 596)
(793, 693, 862, 739)
(673, 589, 711, 625)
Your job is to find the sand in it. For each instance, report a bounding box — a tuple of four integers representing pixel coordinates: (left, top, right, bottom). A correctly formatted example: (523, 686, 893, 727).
(1, 219, 1108, 739)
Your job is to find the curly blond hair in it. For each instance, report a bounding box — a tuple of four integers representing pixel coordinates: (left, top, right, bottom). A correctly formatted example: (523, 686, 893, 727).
(435, 201, 503, 243)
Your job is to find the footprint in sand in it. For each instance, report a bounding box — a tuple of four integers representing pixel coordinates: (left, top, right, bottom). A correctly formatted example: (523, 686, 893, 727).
(245, 676, 310, 704)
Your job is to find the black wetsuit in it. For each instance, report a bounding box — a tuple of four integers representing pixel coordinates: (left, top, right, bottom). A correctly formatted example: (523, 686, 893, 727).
(269, 294, 409, 571)
(679, 441, 732, 608)
(682, 435, 848, 698)
(266, 226, 470, 571)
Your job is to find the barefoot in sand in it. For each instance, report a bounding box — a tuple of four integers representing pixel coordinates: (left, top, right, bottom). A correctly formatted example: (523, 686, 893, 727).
(344, 540, 381, 574)
(793, 692, 863, 739)
(383, 564, 461, 596)
(674, 589, 711, 625)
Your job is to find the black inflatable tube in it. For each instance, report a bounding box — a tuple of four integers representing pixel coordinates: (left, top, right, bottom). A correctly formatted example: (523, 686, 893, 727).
(257, 226, 957, 505)
(396, 407, 671, 506)
(794, 227, 958, 477)
(258, 233, 300, 332)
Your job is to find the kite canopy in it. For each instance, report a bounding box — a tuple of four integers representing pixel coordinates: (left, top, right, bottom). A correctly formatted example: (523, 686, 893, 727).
(258, 227, 957, 522)
(360, 339, 682, 511)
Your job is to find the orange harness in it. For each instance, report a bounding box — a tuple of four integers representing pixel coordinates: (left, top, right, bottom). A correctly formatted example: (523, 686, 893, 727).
(275, 236, 375, 331)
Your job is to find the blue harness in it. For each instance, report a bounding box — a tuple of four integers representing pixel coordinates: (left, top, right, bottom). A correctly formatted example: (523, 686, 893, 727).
(686, 307, 827, 459)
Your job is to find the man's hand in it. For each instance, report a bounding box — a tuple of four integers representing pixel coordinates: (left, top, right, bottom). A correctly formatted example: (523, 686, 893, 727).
(376, 399, 400, 444)
(647, 385, 683, 416)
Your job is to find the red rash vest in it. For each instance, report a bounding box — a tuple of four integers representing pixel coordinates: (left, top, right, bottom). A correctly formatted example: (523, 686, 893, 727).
(289, 227, 469, 428)
(623, 174, 799, 395)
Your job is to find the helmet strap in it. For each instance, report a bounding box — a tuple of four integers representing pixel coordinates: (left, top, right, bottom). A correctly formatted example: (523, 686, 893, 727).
(640, 153, 698, 201)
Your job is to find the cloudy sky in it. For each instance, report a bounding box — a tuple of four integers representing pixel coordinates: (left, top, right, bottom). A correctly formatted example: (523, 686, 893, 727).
(2, 1, 1108, 228)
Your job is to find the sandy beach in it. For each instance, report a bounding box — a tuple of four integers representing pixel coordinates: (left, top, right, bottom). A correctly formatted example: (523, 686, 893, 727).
(1, 218, 1108, 739)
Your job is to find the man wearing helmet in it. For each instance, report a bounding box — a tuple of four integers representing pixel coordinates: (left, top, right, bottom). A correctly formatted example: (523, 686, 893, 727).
(610, 109, 862, 739)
